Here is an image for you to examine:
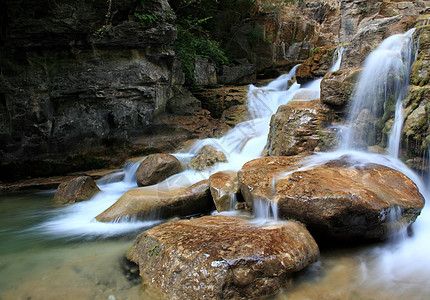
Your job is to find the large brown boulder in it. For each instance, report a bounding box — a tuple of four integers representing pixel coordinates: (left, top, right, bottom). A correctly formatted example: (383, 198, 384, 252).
(209, 171, 240, 212)
(53, 176, 100, 204)
(238, 155, 425, 240)
(126, 214, 319, 299)
(263, 100, 334, 156)
(96, 180, 214, 222)
(136, 154, 183, 187)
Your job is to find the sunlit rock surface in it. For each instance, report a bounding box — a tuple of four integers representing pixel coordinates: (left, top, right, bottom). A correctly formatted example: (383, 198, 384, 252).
(264, 100, 333, 156)
(295, 47, 337, 84)
(136, 154, 183, 187)
(190, 145, 228, 171)
(53, 176, 100, 204)
(126, 214, 319, 299)
(238, 155, 425, 240)
(320, 69, 361, 107)
(209, 170, 240, 212)
(96, 180, 213, 222)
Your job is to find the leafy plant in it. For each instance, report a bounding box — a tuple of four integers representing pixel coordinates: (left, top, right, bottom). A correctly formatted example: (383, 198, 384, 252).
(134, 12, 158, 28)
(174, 17, 229, 85)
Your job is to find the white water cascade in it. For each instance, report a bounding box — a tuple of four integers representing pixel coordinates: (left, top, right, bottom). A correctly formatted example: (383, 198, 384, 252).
(341, 29, 415, 152)
(38, 46, 345, 235)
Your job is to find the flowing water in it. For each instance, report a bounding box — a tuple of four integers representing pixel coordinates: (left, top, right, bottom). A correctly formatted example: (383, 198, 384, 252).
(1, 35, 430, 299)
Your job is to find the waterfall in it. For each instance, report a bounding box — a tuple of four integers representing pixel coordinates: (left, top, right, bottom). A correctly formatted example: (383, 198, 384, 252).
(341, 29, 415, 151)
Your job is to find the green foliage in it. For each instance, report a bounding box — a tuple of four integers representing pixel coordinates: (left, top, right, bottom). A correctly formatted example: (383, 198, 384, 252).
(174, 17, 229, 85)
(134, 12, 158, 28)
(309, 47, 321, 57)
(359, 7, 369, 14)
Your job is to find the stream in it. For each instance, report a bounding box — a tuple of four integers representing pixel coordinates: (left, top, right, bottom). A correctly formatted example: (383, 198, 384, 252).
(1, 29, 430, 300)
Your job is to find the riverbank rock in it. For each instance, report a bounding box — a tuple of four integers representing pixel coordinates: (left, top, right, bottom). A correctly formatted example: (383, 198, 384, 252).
(136, 154, 183, 187)
(238, 155, 425, 241)
(96, 180, 213, 222)
(320, 69, 361, 107)
(410, 23, 430, 87)
(295, 47, 337, 84)
(192, 86, 248, 119)
(126, 214, 319, 299)
(209, 171, 240, 212)
(53, 176, 100, 204)
(190, 145, 228, 171)
(0, 0, 180, 181)
(263, 100, 333, 156)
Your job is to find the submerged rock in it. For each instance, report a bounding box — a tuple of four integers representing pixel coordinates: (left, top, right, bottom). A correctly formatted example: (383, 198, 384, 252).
(190, 145, 228, 171)
(53, 176, 100, 204)
(209, 171, 240, 212)
(136, 154, 183, 187)
(238, 155, 425, 241)
(95, 180, 213, 222)
(126, 214, 319, 299)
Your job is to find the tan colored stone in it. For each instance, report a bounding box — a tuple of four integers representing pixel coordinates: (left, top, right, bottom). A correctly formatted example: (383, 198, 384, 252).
(238, 155, 425, 240)
(190, 145, 228, 171)
(321, 69, 361, 107)
(136, 154, 183, 187)
(209, 171, 240, 212)
(53, 176, 100, 204)
(96, 180, 214, 222)
(264, 100, 332, 156)
(296, 47, 337, 83)
(127, 215, 319, 300)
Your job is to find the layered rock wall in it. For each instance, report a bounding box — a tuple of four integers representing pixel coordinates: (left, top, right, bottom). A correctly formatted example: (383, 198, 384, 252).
(0, 0, 180, 180)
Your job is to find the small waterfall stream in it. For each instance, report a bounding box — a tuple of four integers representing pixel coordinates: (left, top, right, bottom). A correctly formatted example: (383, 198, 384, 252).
(4, 28, 430, 299)
(341, 29, 415, 151)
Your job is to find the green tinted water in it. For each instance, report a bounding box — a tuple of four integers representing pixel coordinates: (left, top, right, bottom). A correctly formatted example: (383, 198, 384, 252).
(1, 192, 429, 300)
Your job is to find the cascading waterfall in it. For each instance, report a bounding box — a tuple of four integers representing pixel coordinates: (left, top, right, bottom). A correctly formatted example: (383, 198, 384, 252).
(341, 29, 415, 152)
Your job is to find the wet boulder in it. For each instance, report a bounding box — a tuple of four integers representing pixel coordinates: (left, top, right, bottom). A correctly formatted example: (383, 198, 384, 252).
(209, 171, 240, 212)
(238, 155, 425, 241)
(53, 176, 100, 204)
(410, 22, 430, 87)
(320, 69, 361, 107)
(263, 100, 334, 156)
(95, 180, 213, 222)
(295, 47, 337, 84)
(136, 154, 183, 187)
(190, 145, 228, 171)
(126, 214, 319, 299)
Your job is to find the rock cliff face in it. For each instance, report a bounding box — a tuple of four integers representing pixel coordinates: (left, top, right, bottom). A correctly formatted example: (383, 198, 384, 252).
(0, 0, 180, 180)
(1, 0, 429, 181)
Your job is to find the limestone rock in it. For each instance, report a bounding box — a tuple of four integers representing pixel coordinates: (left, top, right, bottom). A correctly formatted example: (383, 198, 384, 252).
(194, 58, 217, 86)
(320, 69, 361, 107)
(296, 47, 337, 84)
(238, 155, 425, 240)
(341, 15, 417, 69)
(410, 22, 430, 87)
(264, 100, 333, 156)
(0, 0, 179, 180)
(217, 64, 256, 85)
(126, 214, 319, 299)
(402, 85, 430, 161)
(136, 154, 183, 187)
(96, 180, 213, 222)
(190, 145, 228, 171)
(193, 86, 248, 118)
(53, 176, 100, 204)
(209, 171, 240, 212)
(221, 105, 252, 127)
